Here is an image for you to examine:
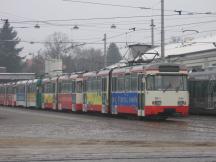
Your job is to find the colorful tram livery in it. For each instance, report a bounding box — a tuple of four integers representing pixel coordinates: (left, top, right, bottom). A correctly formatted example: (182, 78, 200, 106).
(58, 73, 83, 111)
(42, 77, 57, 110)
(0, 62, 189, 119)
(26, 79, 42, 108)
(189, 67, 216, 115)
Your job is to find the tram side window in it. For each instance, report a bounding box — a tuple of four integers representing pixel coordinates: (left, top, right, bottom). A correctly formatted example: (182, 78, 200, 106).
(44, 84, 48, 93)
(131, 74, 138, 91)
(17, 85, 25, 93)
(58, 82, 62, 93)
(76, 81, 83, 93)
(61, 81, 66, 93)
(28, 84, 33, 93)
(86, 80, 90, 92)
(83, 80, 87, 92)
(97, 77, 102, 92)
(102, 78, 107, 92)
(90, 78, 97, 92)
(146, 75, 154, 90)
(117, 77, 125, 92)
(31, 84, 36, 93)
(112, 77, 117, 92)
(71, 81, 76, 93)
(52, 83, 55, 93)
(138, 75, 144, 91)
(27, 85, 30, 93)
(44, 83, 55, 93)
(7, 87, 13, 94)
(86, 77, 97, 92)
(125, 74, 131, 91)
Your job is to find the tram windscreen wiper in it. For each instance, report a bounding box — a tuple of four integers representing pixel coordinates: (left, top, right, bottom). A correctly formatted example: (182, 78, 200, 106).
(176, 80, 183, 92)
(163, 83, 171, 92)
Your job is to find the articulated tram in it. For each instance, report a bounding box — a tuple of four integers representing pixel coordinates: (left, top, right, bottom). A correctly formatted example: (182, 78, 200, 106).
(0, 62, 189, 120)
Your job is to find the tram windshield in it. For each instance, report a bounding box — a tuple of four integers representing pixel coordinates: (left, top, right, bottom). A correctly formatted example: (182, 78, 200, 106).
(146, 75, 188, 91)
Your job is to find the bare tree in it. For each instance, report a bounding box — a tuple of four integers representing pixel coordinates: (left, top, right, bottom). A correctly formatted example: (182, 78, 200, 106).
(63, 48, 104, 73)
(44, 32, 72, 59)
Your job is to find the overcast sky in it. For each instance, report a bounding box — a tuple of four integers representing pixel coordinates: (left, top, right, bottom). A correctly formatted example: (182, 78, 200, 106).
(1, 0, 216, 57)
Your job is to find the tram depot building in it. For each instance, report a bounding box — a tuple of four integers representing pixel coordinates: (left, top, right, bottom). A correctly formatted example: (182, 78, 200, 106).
(148, 35, 216, 71)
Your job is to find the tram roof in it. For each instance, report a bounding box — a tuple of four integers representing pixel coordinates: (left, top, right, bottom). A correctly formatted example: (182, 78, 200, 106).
(16, 80, 28, 85)
(58, 75, 70, 81)
(146, 35, 216, 57)
(83, 71, 97, 78)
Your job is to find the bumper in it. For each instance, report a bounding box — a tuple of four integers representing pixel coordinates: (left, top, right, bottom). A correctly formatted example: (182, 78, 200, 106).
(144, 106, 189, 117)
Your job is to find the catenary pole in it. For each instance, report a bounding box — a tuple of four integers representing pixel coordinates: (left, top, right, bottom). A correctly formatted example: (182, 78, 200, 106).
(103, 33, 107, 67)
(161, 0, 165, 60)
(151, 19, 155, 47)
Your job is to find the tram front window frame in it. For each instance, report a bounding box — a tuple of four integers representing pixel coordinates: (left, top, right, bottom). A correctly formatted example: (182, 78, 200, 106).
(146, 74, 188, 91)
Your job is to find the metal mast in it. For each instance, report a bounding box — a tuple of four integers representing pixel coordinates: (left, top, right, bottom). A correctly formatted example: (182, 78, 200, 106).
(161, 0, 165, 60)
(103, 33, 107, 67)
(150, 19, 155, 47)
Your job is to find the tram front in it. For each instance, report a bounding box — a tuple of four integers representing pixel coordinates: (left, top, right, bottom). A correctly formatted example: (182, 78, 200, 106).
(144, 63, 189, 118)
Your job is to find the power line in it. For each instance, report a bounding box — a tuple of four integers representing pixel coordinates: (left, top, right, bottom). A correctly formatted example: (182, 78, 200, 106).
(63, 0, 214, 16)
(10, 12, 213, 24)
(8, 14, 177, 24)
(63, 0, 151, 10)
(6, 18, 216, 31)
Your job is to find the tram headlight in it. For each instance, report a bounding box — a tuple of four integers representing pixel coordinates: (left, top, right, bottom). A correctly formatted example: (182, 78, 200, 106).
(178, 100, 186, 106)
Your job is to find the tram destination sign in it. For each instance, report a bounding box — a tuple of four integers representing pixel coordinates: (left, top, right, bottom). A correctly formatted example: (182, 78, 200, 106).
(159, 65, 180, 72)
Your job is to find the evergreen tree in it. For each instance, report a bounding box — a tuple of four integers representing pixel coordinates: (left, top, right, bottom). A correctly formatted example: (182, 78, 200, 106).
(0, 20, 23, 72)
(106, 43, 122, 66)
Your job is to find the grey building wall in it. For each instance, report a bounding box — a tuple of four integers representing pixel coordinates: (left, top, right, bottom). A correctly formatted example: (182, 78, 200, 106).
(166, 49, 216, 71)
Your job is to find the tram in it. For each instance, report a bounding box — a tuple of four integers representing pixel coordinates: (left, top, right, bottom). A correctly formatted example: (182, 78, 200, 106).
(109, 63, 189, 118)
(0, 62, 189, 120)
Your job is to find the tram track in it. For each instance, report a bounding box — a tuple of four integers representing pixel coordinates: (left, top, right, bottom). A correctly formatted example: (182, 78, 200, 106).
(1, 106, 216, 138)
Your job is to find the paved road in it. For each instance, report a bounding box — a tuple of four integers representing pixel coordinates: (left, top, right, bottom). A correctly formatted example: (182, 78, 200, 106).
(0, 106, 216, 162)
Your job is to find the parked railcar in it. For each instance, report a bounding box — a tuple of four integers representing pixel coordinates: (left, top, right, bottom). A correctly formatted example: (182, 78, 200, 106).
(58, 75, 72, 111)
(26, 79, 42, 108)
(189, 67, 216, 115)
(16, 81, 27, 107)
(57, 73, 83, 111)
(41, 77, 57, 110)
(5, 82, 16, 106)
(83, 71, 102, 112)
(97, 69, 110, 114)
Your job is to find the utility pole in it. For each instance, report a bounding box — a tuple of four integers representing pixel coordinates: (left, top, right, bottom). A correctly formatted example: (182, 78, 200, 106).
(103, 33, 107, 67)
(161, 0, 165, 60)
(150, 19, 155, 47)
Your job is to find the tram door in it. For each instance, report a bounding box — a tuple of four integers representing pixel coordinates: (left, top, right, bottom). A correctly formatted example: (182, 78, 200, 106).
(138, 74, 145, 116)
(101, 77, 108, 113)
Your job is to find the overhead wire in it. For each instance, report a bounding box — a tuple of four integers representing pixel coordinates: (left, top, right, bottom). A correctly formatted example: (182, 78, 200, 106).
(62, 0, 214, 16)
(63, 0, 151, 10)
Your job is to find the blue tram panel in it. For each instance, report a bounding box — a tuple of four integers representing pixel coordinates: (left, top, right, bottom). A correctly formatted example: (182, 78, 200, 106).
(111, 92, 138, 108)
